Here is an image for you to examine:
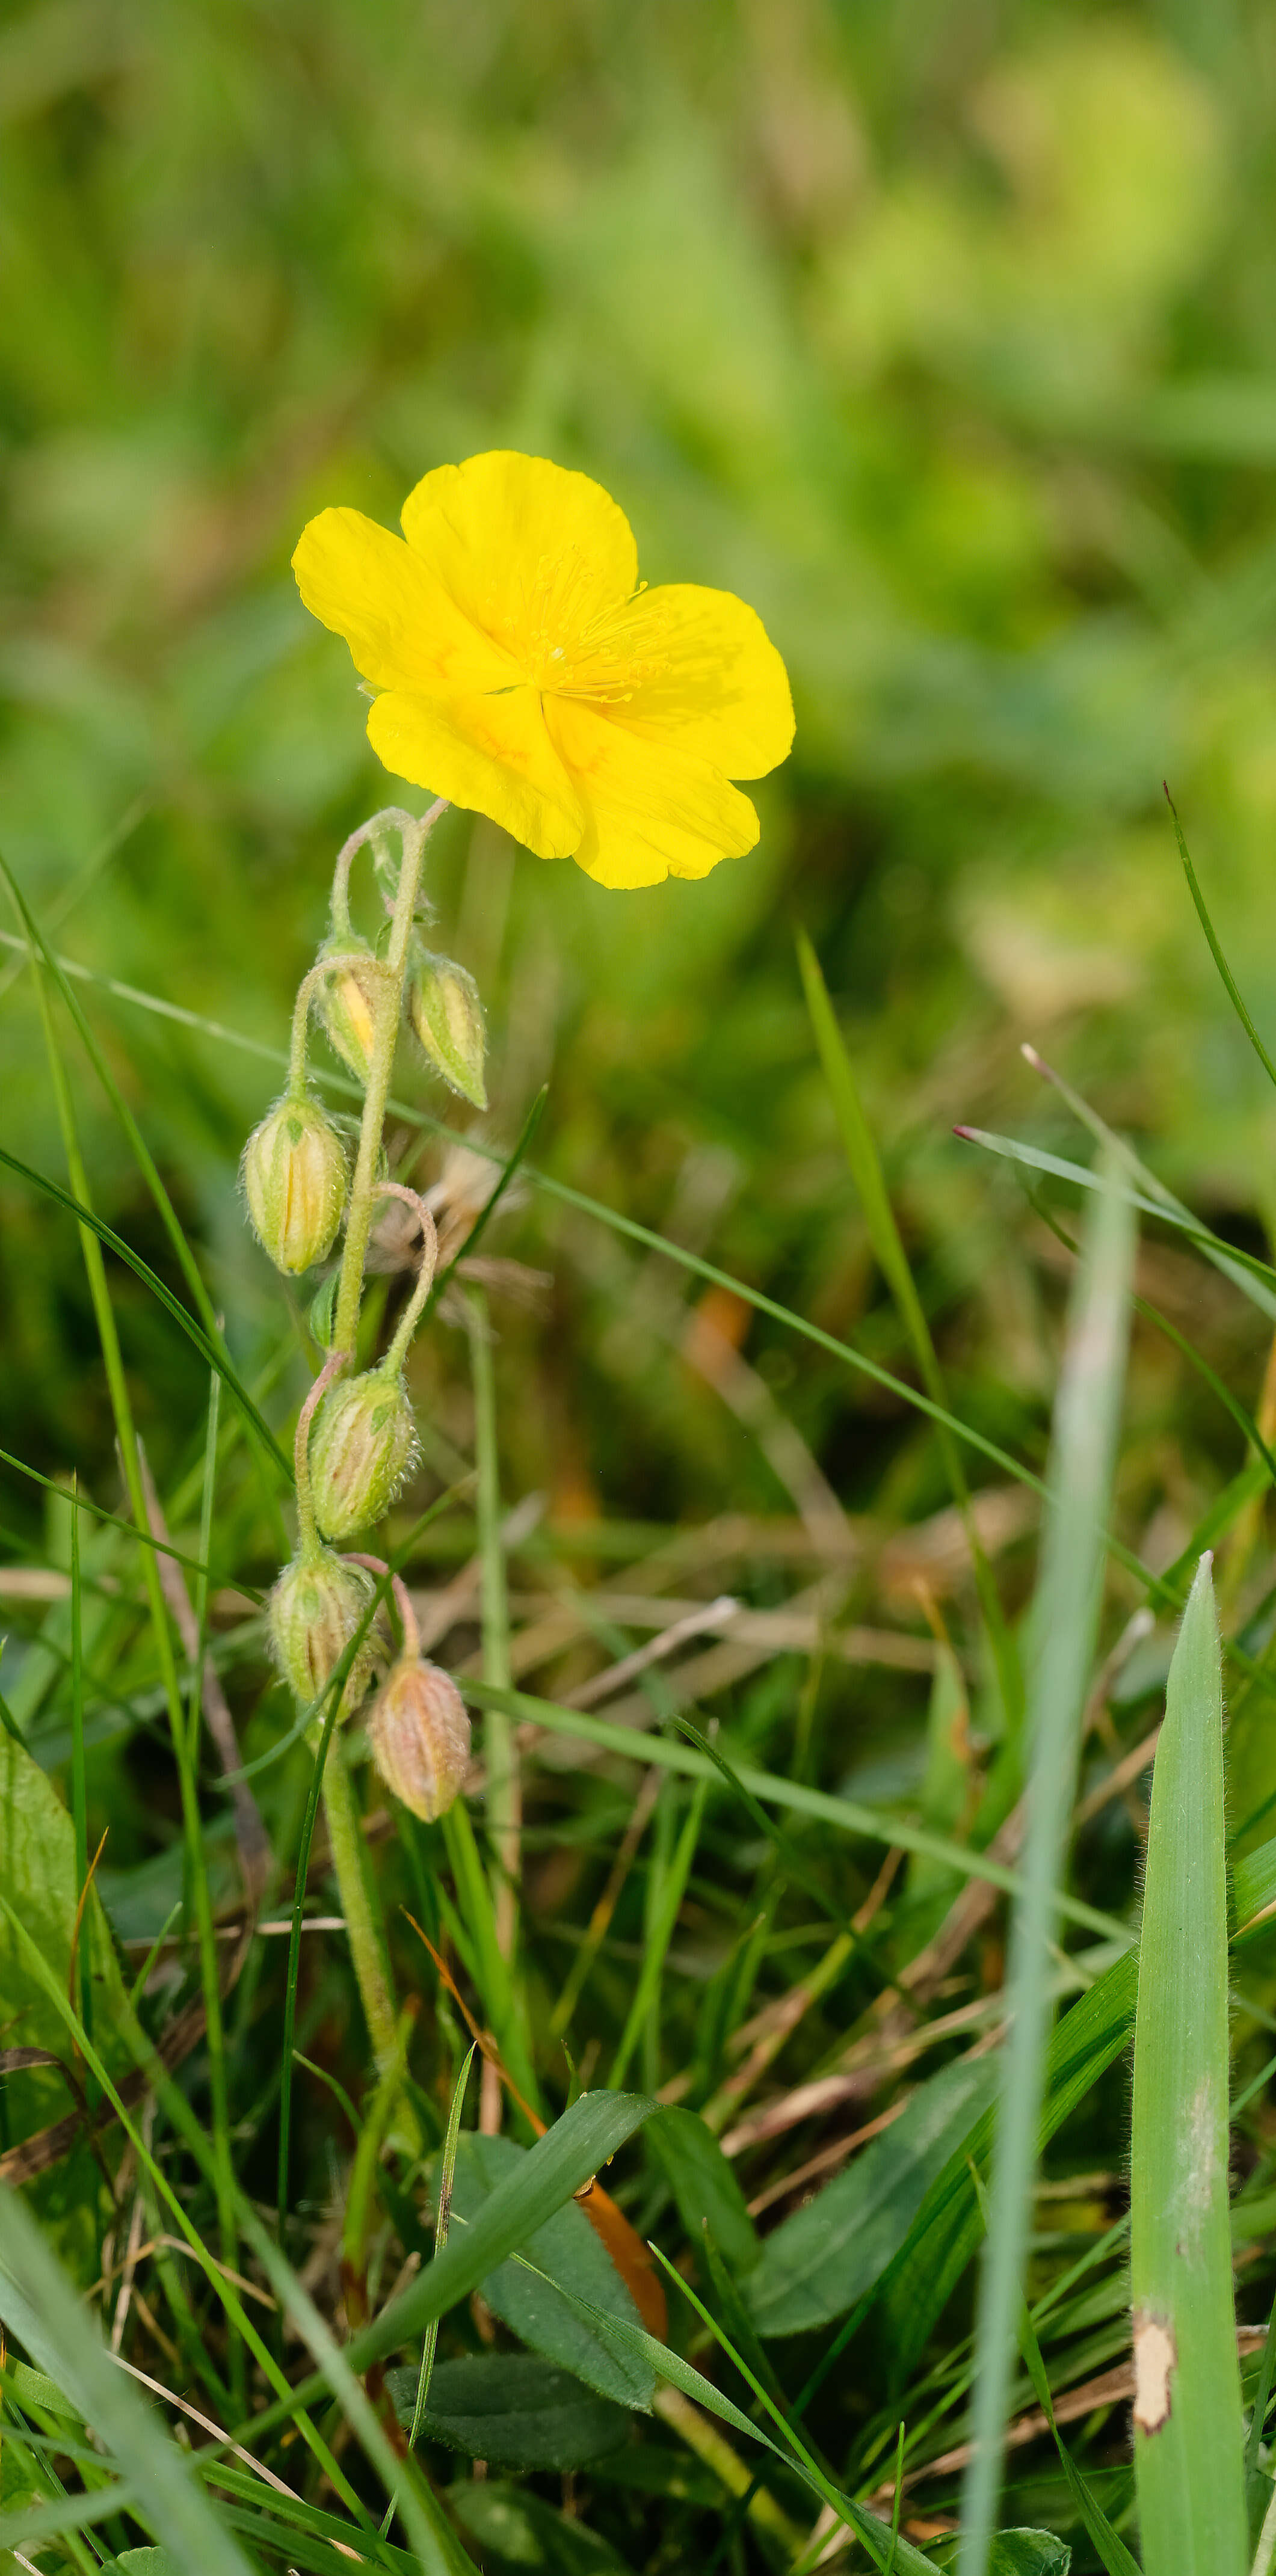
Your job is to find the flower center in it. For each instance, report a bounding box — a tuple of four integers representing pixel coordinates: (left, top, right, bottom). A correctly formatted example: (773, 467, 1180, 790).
(489, 550, 670, 701)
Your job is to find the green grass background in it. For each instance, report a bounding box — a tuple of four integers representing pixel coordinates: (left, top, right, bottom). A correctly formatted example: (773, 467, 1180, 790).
(8, 7, 1276, 2569)
(6, 0, 1276, 1527)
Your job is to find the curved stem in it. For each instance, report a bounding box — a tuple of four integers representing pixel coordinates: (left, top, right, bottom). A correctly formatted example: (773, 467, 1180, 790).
(286, 953, 387, 1097)
(341, 1552, 420, 1656)
(330, 806, 421, 944)
(378, 1191, 440, 1379)
(293, 1349, 348, 1561)
(331, 801, 448, 1363)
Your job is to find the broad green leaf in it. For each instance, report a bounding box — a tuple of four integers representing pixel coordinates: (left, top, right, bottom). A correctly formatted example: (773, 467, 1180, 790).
(930, 2538, 1071, 2574)
(0, 1729, 146, 2138)
(443, 2132, 654, 2408)
(501, 2241, 935, 2575)
(745, 2055, 999, 2337)
(878, 1947, 1139, 2377)
(646, 2104, 760, 2279)
(0, 2184, 254, 2576)
(117, 2555, 182, 2574)
(450, 2482, 634, 2575)
(387, 2356, 630, 2470)
(1130, 1557, 1247, 2575)
(962, 1158, 1133, 2572)
(337, 2089, 659, 2382)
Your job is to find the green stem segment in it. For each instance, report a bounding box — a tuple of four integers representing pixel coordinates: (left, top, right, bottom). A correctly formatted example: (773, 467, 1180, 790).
(301, 804, 445, 2091)
(321, 1739, 398, 2073)
(331, 802, 446, 1360)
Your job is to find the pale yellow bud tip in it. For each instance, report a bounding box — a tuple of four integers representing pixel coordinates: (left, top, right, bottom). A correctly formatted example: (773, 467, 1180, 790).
(368, 1654, 471, 1820)
(242, 1096, 348, 1274)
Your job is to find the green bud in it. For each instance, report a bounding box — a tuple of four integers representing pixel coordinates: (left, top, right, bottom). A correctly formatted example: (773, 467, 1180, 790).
(242, 1096, 347, 1274)
(316, 937, 384, 1084)
(408, 949, 487, 1110)
(268, 1548, 386, 1717)
(368, 1654, 470, 1821)
(309, 1369, 418, 1541)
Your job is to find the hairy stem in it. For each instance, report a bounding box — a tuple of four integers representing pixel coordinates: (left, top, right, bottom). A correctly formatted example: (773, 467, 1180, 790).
(331, 802, 447, 1360)
(320, 1734, 398, 2073)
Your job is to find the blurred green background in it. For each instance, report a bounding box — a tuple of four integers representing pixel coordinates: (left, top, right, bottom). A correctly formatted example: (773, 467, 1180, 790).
(5, 0, 1276, 1546)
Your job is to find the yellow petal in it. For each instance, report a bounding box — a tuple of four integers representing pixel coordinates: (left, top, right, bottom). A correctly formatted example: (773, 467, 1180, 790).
(599, 583, 794, 779)
(400, 452, 638, 663)
(546, 698, 759, 889)
(292, 507, 518, 696)
(366, 687, 584, 860)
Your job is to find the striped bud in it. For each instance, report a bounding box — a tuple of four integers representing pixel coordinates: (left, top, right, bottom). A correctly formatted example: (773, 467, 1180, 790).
(268, 1548, 385, 1717)
(242, 1096, 347, 1274)
(308, 1369, 418, 1541)
(408, 950, 487, 1110)
(316, 938, 384, 1086)
(368, 1655, 470, 1821)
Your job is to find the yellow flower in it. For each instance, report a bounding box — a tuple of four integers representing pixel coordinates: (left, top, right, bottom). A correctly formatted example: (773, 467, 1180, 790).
(292, 450, 794, 890)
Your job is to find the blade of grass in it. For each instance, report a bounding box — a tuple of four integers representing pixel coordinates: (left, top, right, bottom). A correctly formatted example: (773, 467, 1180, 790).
(799, 927, 1022, 1726)
(609, 1779, 707, 2090)
(1020, 1040, 1275, 1320)
(0, 849, 282, 1526)
(1130, 1554, 1247, 2575)
(466, 1285, 525, 2118)
(1167, 790, 1276, 1093)
(956, 1125, 1276, 1314)
(241, 2209, 477, 2576)
(407, 2043, 476, 2452)
(68, 1489, 90, 2053)
(0, 1889, 378, 2527)
(0, 1140, 290, 1478)
(0, 2183, 255, 2575)
(466, 1677, 1129, 1944)
(959, 1150, 1134, 2575)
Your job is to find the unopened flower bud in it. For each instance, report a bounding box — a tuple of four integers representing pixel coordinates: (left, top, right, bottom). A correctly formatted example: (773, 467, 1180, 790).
(368, 1655, 470, 1821)
(242, 1096, 347, 1273)
(268, 1548, 385, 1717)
(408, 950, 487, 1110)
(309, 1369, 418, 1540)
(316, 938, 384, 1085)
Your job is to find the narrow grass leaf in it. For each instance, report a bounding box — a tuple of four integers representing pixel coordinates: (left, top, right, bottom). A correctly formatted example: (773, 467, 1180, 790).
(469, 1677, 1128, 1945)
(960, 1156, 1134, 2574)
(1130, 1555, 1247, 2575)
(955, 1126, 1276, 1316)
(0, 2184, 254, 2575)
(242, 2207, 478, 2576)
(408, 2042, 475, 2448)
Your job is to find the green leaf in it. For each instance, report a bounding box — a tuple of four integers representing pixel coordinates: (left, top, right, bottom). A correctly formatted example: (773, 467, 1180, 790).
(0, 2185, 254, 2575)
(450, 2481, 635, 2574)
(877, 1947, 1139, 2378)
(1130, 1556, 1247, 2575)
(0, 1727, 146, 2137)
(961, 1157, 1133, 2571)
(387, 2356, 630, 2470)
(929, 2538, 1072, 2574)
(291, 2091, 659, 2397)
(442, 2133, 654, 2407)
(745, 2055, 999, 2337)
(955, 1125, 1276, 1320)
(647, 2104, 760, 2278)
(117, 2556, 183, 2575)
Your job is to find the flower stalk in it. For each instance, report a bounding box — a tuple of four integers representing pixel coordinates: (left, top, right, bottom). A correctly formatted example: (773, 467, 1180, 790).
(331, 800, 446, 1360)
